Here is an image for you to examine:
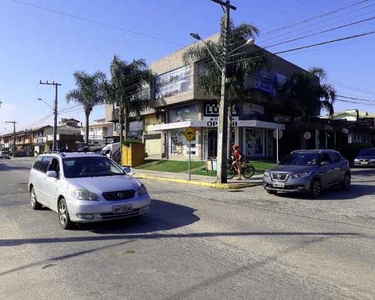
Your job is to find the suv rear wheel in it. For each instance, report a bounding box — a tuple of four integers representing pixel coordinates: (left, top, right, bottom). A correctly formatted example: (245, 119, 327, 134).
(309, 179, 321, 199)
(341, 174, 351, 190)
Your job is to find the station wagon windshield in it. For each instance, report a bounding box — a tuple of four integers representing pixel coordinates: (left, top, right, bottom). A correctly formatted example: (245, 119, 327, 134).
(279, 153, 320, 166)
(63, 157, 125, 178)
(359, 149, 375, 156)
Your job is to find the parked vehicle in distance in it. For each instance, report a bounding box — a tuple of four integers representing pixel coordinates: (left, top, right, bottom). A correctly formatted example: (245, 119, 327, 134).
(28, 152, 150, 229)
(100, 142, 121, 162)
(0, 150, 10, 159)
(263, 150, 351, 198)
(354, 148, 375, 167)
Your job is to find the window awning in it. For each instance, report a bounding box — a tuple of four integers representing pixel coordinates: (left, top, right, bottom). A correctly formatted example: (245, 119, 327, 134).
(147, 120, 285, 131)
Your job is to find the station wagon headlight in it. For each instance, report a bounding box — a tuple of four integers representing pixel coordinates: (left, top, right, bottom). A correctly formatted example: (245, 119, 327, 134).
(371, 159, 375, 162)
(354, 159, 360, 162)
(292, 172, 312, 178)
(137, 184, 148, 196)
(264, 171, 270, 177)
(73, 189, 99, 201)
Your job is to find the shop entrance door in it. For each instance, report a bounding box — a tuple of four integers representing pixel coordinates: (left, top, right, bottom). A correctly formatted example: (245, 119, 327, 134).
(208, 130, 217, 158)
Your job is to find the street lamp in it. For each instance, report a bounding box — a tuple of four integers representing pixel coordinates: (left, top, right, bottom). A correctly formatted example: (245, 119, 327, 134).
(190, 33, 254, 72)
(37, 98, 54, 110)
(37, 97, 57, 150)
(0, 100, 2, 109)
(190, 33, 222, 72)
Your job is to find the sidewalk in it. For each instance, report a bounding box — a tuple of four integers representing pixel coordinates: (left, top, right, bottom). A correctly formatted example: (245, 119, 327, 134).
(132, 169, 263, 189)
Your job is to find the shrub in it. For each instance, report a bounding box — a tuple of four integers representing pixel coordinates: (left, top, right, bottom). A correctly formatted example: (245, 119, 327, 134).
(123, 139, 142, 147)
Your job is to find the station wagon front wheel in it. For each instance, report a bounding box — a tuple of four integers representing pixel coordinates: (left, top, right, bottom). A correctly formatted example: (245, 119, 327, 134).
(58, 198, 74, 230)
(30, 187, 42, 210)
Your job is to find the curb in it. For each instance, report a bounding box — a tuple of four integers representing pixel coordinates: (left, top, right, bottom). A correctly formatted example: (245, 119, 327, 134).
(134, 174, 262, 189)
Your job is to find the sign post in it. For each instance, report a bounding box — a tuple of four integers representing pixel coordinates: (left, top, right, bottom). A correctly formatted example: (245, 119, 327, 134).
(183, 127, 197, 181)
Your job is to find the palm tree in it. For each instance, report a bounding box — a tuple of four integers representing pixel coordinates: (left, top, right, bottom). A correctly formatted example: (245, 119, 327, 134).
(183, 19, 270, 153)
(103, 55, 151, 147)
(282, 67, 336, 121)
(66, 70, 106, 145)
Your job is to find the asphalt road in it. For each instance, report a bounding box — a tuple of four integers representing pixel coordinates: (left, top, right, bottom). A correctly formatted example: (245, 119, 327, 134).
(1, 158, 375, 300)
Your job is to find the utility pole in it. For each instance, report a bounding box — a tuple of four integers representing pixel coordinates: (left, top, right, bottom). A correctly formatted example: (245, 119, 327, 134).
(5, 121, 17, 155)
(212, 0, 236, 183)
(40, 80, 61, 150)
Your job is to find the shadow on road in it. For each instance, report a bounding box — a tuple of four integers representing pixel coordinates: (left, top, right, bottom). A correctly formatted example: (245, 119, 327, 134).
(0, 162, 31, 172)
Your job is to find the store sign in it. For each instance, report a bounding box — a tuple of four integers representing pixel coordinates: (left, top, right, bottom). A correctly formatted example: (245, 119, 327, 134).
(155, 66, 191, 100)
(254, 70, 286, 96)
(204, 101, 238, 117)
(169, 104, 199, 123)
(358, 118, 374, 127)
(243, 103, 264, 120)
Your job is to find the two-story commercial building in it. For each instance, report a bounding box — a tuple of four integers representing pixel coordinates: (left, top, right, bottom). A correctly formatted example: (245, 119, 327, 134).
(105, 34, 312, 161)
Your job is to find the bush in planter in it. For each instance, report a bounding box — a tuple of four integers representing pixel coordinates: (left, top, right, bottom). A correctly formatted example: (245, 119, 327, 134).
(342, 142, 373, 162)
(122, 140, 142, 147)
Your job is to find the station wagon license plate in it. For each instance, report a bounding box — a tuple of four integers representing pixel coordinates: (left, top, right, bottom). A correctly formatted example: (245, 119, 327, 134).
(361, 162, 369, 165)
(112, 204, 133, 214)
(273, 182, 285, 188)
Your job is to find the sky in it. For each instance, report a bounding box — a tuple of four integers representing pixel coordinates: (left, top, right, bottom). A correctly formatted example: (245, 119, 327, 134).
(1, 0, 375, 134)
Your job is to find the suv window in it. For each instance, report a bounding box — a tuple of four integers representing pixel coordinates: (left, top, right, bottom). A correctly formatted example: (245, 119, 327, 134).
(321, 153, 331, 164)
(329, 152, 341, 163)
(39, 157, 53, 173)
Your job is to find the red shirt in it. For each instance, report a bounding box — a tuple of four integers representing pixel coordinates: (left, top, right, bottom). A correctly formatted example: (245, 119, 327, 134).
(234, 150, 243, 162)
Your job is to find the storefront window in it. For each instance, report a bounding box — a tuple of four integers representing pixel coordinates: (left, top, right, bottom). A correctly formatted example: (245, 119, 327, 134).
(245, 129, 264, 157)
(170, 130, 198, 156)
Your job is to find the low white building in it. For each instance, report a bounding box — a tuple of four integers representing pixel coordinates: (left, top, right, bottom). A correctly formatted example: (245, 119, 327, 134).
(80, 118, 113, 146)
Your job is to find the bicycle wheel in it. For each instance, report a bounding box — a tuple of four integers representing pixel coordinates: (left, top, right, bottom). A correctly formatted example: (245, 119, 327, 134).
(243, 165, 255, 179)
(227, 165, 236, 179)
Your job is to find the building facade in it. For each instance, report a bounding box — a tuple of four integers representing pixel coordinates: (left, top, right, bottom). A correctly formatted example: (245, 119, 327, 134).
(105, 35, 320, 161)
(80, 118, 113, 146)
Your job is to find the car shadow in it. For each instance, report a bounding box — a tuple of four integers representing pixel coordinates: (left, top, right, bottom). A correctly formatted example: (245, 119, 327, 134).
(0, 163, 30, 171)
(75, 199, 200, 234)
(276, 183, 375, 201)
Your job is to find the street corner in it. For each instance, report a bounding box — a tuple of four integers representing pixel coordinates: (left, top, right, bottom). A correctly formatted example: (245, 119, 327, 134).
(134, 174, 262, 189)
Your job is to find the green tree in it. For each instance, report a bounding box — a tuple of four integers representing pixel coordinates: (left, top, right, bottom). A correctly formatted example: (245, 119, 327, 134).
(183, 19, 270, 152)
(66, 70, 106, 145)
(103, 55, 151, 148)
(282, 67, 337, 121)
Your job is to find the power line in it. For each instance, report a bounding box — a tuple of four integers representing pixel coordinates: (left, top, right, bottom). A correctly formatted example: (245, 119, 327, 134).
(229, 30, 375, 64)
(259, 0, 370, 38)
(259, 3, 375, 45)
(264, 15, 375, 48)
(11, 0, 184, 47)
(338, 94, 375, 102)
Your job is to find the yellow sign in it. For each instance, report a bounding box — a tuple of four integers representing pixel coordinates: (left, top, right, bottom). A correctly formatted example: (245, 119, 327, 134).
(183, 127, 196, 141)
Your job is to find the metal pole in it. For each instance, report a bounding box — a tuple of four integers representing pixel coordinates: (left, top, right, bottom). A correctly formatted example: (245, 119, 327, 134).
(276, 129, 279, 163)
(53, 84, 58, 150)
(216, 0, 233, 184)
(39, 81, 61, 151)
(188, 140, 191, 180)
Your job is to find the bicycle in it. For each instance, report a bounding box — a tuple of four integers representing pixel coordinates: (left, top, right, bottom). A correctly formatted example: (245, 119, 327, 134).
(227, 157, 256, 179)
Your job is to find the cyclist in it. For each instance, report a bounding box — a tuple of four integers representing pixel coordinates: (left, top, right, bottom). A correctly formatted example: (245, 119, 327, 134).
(232, 144, 243, 180)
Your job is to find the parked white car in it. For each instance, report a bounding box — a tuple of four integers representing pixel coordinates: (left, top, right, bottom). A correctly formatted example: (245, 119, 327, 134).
(0, 150, 10, 159)
(28, 152, 150, 229)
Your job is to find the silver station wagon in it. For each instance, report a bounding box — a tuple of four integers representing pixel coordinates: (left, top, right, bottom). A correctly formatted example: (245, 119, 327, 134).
(263, 150, 351, 198)
(28, 152, 150, 229)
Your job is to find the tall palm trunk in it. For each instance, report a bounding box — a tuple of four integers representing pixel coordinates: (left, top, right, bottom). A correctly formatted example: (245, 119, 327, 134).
(119, 107, 124, 163)
(227, 103, 234, 158)
(84, 108, 91, 146)
(123, 106, 129, 141)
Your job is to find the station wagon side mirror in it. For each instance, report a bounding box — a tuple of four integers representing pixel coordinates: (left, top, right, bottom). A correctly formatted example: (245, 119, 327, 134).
(46, 170, 58, 179)
(123, 167, 131, 174)
(320, 161, 330, 167)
